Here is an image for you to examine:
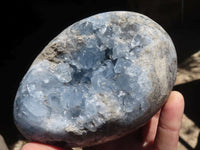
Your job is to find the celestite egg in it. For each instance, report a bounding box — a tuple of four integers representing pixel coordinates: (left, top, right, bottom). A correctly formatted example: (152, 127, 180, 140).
(14, 11, 177, 147)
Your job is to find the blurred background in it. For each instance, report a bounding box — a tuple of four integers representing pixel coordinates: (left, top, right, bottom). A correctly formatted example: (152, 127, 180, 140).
(0, 0, 199, 149)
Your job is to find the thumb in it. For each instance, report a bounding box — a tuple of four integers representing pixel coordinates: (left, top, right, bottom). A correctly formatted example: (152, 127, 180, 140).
(154, 91, 184, 150)
(22, 142, 72, 150)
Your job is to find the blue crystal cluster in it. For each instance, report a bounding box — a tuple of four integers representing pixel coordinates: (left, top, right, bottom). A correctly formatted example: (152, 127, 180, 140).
(14, 11, 177, 147)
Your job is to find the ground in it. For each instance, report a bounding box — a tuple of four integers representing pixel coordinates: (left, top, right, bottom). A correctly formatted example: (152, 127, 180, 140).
(176, 51, 200, 150)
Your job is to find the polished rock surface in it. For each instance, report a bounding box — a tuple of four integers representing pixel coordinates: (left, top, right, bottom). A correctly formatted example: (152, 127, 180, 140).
(14, 11, 177, 147)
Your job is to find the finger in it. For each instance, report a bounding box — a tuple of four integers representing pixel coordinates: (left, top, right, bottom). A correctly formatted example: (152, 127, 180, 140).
(154, 91, 184, 150)
(142, 109, 161, 146)
(22, 142, 71, 150)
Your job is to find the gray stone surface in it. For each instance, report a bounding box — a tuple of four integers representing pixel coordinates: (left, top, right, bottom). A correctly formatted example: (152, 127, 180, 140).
(13, 11, 177, 147)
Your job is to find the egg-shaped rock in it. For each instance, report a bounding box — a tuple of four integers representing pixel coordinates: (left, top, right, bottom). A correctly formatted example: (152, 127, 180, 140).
(14, 11, 177, 147)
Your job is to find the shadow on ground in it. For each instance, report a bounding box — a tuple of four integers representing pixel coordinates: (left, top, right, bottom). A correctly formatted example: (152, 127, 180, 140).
(174, 79, 200, 149)
(174, 79, 200, 127)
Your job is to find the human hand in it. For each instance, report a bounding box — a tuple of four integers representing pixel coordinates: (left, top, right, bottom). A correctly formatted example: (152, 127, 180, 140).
(22, 91, 184, 150)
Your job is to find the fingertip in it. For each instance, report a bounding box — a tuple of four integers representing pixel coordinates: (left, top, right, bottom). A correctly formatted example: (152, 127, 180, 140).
(163, 91, 185, 126)
(21, 143, 35, 150)
(160, 90, 184, 131)
(169, 91, 184, 107)
(22, 142, 70, 150)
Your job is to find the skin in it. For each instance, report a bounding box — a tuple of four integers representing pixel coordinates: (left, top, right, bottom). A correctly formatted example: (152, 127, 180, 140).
(22, 91, 184, 150)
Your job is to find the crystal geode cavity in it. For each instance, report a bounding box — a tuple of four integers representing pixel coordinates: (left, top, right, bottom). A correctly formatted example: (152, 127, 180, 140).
(14, 11, 177, 147)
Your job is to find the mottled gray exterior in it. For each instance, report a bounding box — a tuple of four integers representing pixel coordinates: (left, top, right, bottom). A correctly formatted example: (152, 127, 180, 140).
(14, 11, 177, 147)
